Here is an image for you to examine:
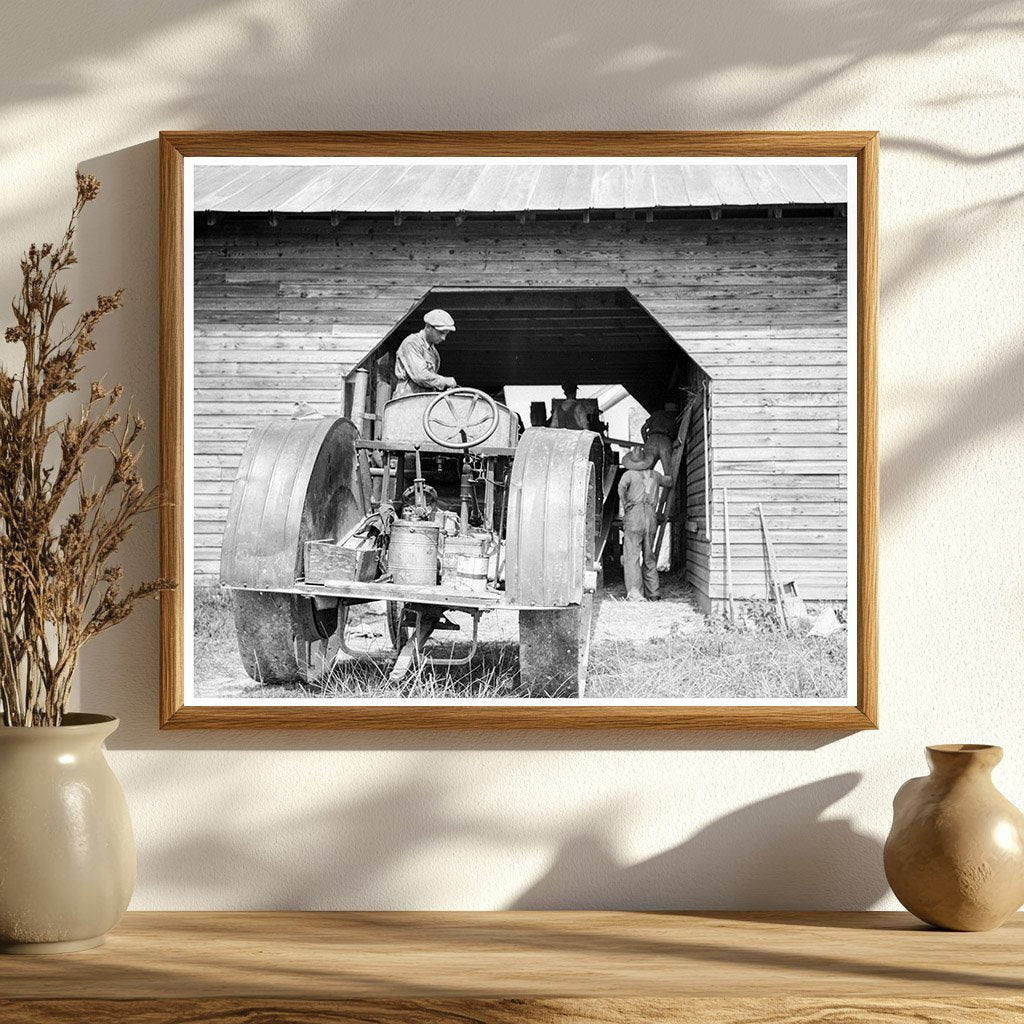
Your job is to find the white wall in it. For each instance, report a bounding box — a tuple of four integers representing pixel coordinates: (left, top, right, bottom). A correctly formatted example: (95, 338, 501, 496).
(2, 0, 1021, 910)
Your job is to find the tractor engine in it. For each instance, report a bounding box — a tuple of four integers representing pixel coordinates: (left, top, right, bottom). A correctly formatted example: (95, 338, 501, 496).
(387, 447, 500, 593)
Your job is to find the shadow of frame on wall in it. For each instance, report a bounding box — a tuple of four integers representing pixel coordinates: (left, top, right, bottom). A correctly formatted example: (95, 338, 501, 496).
(158, 130, 878, 731)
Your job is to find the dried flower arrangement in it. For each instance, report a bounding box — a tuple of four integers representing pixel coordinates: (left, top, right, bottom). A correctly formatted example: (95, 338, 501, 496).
(0, 173, 172, 726)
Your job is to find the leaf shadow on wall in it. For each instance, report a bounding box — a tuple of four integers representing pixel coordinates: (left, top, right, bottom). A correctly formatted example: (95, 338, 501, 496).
(877, 166, 1024, 520)
(511, 773, 886, 910)
(2, 0, 1016, 137)
(882, 333, 1024, 511)
(129, 761, 886, 912)
(1, 0, 1020, 246)
(882, 192, 1023, 310)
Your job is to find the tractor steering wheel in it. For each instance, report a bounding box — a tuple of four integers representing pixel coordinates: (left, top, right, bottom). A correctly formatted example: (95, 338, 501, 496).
(423, 388, 500, 450)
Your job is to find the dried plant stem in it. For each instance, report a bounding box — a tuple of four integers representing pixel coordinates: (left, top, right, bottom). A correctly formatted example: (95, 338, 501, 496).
(0, 173, 173, 726)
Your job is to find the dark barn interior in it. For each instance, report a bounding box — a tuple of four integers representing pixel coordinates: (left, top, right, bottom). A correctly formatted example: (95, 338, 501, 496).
(369, 287, 703, 415)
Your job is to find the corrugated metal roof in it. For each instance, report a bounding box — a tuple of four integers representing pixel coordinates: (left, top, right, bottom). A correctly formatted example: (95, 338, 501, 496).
(194, 163, 847, 213)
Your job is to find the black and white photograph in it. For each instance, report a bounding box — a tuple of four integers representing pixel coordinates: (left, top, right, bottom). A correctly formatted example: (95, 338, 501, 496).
(181, 152, 861, 711)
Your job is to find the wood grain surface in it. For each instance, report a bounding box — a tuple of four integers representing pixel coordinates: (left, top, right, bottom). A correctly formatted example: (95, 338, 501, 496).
(160, 130, 879, 157)
(0, 911, 1019, 1023)
(5, 998, 1024, 1024)
(160, 130, 879, 730)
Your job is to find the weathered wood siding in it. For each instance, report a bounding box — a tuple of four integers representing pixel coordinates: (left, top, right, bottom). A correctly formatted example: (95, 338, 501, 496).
(702, 342, 848, 608)
(194, 214, 848, 605)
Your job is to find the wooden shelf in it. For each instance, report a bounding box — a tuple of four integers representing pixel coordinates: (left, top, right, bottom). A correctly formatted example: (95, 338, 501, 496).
(1, 911, 1021, 1022)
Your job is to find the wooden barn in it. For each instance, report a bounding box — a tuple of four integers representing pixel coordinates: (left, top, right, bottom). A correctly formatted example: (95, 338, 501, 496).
(192, 161, 849, 611)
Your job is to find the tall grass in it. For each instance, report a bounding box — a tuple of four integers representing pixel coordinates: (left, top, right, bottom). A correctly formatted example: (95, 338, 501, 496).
(193, 584, 846, 700)
(585, 624, 847, 700)
(319, 640, 528, 699)
(193, 586, 242, 683)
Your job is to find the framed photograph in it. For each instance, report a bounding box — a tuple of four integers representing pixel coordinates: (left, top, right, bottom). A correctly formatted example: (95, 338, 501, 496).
(159, 131, 877, 730)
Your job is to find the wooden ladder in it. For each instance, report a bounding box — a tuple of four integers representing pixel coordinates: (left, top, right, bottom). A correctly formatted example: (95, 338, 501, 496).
(653, 394, 700, 556)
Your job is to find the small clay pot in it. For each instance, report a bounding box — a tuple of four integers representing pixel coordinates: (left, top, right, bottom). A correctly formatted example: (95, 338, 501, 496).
(884, 744, 1024, 931)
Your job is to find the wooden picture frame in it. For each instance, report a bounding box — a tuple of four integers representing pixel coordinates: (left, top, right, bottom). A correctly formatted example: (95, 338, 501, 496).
(160, 131, 878, 730)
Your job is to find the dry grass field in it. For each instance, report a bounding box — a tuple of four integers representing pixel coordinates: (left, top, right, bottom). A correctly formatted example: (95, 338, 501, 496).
(193, 581, 847, 701)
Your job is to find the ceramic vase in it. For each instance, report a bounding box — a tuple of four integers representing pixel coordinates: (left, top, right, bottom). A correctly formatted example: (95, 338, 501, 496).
(884, 744, 1024, 931)
(0, 714, 135, 953)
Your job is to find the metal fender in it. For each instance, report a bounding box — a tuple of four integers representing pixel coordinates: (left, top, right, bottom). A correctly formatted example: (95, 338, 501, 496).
(220, 416, 361, 590)
(505, 427, 602, 607)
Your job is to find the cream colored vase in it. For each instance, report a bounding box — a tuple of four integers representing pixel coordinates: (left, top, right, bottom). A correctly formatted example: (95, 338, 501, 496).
(0, 713, 135, 953)
(884, 744, 1024, 931)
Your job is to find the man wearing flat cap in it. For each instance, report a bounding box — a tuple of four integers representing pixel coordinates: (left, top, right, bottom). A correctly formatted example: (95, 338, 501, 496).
(617, 447, 669, 602)
(393, 309, 459, 398)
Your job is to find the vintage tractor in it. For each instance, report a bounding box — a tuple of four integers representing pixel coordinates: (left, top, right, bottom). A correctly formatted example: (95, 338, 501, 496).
(219, 388, 619, 697)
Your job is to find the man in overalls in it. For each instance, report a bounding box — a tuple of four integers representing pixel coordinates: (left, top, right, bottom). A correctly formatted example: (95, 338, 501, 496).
(617, 448, 669, 602)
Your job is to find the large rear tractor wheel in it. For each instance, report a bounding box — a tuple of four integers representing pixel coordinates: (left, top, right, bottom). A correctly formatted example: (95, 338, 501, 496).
(234, 591, 299, 685)
(221, 414, 362, 687)
(233, 591, 338, 686)
(519, 595, 594, 698)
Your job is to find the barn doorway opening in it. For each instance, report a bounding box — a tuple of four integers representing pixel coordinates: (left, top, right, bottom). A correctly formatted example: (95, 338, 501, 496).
(357, 287, 709, 586)
(381, 287, 700, 413)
